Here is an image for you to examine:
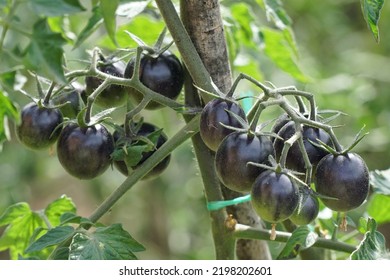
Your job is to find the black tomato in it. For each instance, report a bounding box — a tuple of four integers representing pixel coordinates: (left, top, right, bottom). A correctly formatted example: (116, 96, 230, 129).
(16, 102, 63, 150)
(124, 51, 184, 110)
(113, 122, 171, 180)
(251, 170, 299, 223)
(273, 121, 333, 173)
(57, 123, 114, 180)
(200, 99, 247, 151)
(215, 132, 275, 193)
(289, 194, 319, 225)
(85, 58, 127, 108)
(271, 113, 291, 139)
(314, 153, 369, 212)
(52, 89, 82, 119)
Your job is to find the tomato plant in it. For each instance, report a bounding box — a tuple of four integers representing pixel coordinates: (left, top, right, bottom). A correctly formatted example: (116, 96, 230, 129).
(0, 0, 389, 262)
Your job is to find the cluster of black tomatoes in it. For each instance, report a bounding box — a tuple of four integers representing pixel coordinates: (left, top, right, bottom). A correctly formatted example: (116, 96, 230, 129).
(199, 98, 370, 229)
(15, 50, 184, 180)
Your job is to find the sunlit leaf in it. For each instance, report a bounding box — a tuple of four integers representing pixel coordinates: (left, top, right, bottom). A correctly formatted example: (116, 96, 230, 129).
(69, 224, 145, 260)
(45, 195, 77, 227)
(350, 218, 389, 260)
(0, 203, 46, 259)
(277, 226, 318, 259)
(360, 0, 385, 42)
(261, 27, 309, 83)
(367, 194, 390, 224)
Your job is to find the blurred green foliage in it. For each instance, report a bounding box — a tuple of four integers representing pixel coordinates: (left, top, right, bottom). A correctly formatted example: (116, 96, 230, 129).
(1, 0, 390, 259)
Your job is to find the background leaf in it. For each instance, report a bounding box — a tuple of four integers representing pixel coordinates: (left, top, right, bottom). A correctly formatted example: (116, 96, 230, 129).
(73, 5, 104, 49)
(367, 194, 390, 224)
(69, 224, 145, 260)
(350, 218, 389, 259)
(264, 0, 292, 29)
(277, 226, 318, 259)
(0, 90, 19, 151)
(24, 19, 67, 83)
(370, 169, 390, 195)
(29, 0, 85, 16)
(116, 0, 150, 19)
(100, 0, 119, 46)
(261, 27, 309, 83)
(360, 0, 385, 42)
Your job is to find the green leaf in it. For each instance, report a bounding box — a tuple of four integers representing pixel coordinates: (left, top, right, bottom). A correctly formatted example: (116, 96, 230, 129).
(261, 27, 310, 83)
(277, 226, 318, 260)
(30, 0, 85, 16)
(0, 203, 46, 259)
(0, 90, 19, 151)
(25, 226, 75, 253)
(367, 194, 390, 224)
(0, 203, 30, 227)
(73, 5, 104, 49)
(264, 0, 292, 29)
(69, 224, 145, 260)
(117, 0, 150, 19)
(370, 169, 390, 195)
(100, 0, 119, 46)
(350, 218, 389, 260)
(45, 195, 77, 227)
(24, 18, 67, 83)
(360, 0, 385, 42)
(99, 15, 164, 50)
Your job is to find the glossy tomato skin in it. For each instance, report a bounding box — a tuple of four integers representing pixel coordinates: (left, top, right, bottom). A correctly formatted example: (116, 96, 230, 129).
(57, 123, 114, 180)
(113, 122, 171, 180)
(315, 153, 369, 212)
(289, 194, 319, 225)
(200, 99, 247, 151)
(215, 132, 275, 193)
(85, 59, 127, 108)
(16, 102, 63, 150)
(251, 170, 299, 223)
(274, 121, 333, 172)
(124, 51, 184, 110)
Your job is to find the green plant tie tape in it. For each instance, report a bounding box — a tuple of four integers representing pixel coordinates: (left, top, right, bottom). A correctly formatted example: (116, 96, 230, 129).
(207, 194, 252, 211)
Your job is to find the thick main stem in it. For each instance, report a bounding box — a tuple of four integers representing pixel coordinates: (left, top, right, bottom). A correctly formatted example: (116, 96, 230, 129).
(178, 0, 271, 260)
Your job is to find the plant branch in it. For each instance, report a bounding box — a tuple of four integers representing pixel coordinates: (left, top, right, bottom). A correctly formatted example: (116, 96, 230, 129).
(88, 114, 201, 224)
(234, 224, 356, 254)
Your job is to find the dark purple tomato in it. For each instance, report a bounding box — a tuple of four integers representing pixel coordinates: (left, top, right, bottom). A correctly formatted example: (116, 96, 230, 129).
(251, 170, 299, 223)
(315, 153, 369, 212)
(85, 58, 127, 108)
(274, 121, 333, 172)
(124, 51, 184, 110)
(200, 99, 247, 151)
(289, 194, 319, 225)
(215, 131, 275, 193)
(271, 113, 291, 139)
(113, 122, 171, 180)
(16, 102, 63, 150)
(57, 123, 114, 180)
(52, 89, 82, 119)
